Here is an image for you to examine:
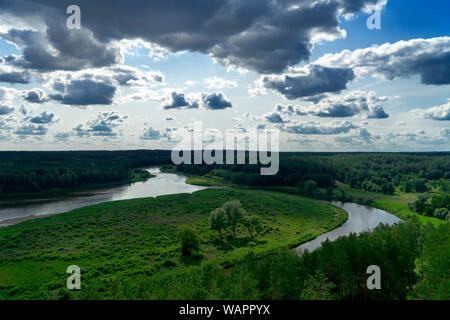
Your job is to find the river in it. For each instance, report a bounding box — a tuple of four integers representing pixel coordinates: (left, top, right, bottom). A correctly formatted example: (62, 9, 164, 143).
(0, 167, 207, 227)
(0, 168, 402, 253)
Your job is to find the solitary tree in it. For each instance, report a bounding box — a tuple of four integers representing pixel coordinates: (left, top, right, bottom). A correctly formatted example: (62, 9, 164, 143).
(223, 200, 246, 238)
(209, 207, 228, 239)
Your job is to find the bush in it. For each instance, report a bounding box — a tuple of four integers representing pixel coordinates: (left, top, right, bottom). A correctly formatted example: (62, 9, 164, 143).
(179, 229, 201, 257)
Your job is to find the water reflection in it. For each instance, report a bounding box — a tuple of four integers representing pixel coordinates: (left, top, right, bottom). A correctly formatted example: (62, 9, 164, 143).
(0, 168, 207, 226)
(296, 202, 402, 254)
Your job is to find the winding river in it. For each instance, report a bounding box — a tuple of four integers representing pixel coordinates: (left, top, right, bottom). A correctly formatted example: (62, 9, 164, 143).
(0, 167, 402, 253)
(0, 167, 207, 227)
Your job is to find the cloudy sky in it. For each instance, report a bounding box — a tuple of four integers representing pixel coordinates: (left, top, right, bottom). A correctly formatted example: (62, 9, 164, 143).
(0, 0, 449, 151)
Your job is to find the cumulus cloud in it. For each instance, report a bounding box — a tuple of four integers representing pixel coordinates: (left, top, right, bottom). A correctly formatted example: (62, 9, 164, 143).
(161, 91, 232, 110)
(279, 120, 358, 135)
(140, 127, 163, 140)
(27, 111, 57, 124)
(314, 37, 450, 85)
(201, 92, 232, 110)
(14, 123, 48, 136)
(274, 91, 389, 119)
(21, 88, 48, 103)
(73, 111, 127, 137)
(262, 65, 355, 99)
(0, 0, 386, 74)
(204, 77, 237, 89)
(161, 92, 199, 110)
(264, 111, 289, 124)
(422, 100, 450, 121)
(109, 66, 165, 87)
(47, 72, 117, 106)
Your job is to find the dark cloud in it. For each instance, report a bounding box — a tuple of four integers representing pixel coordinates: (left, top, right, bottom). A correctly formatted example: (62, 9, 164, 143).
(264, 111, 289, 124)
(0, 105, 15, 115)
(201, 92, 232, 110)
(28, 111, 56, 124)
(21, 88, 48, 103)
(0, 70, 31, 84)
(0, 25, 121, 72)
(73, 111, 127, 137)
(0, 0, 386, 74)
(49, 77, 117, 106)
(161, 92, 199, 110)
(263, 65, 355, 99)
(279, 120, 358, 135)
(367, 105, 389, 119)
(14, 124, 48, 136)
(161, 91, 232, 110)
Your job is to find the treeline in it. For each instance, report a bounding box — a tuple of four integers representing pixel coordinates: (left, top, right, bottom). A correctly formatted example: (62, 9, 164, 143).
(0, 150, 172, 195)
(78, 220, 441, 300)
(173, 152, 450, 195)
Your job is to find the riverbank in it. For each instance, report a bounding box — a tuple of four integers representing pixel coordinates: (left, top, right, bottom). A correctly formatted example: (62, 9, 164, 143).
(164, 167, 443, 227)
(0, 188, 346, 299)
(0, 168, 155, 203)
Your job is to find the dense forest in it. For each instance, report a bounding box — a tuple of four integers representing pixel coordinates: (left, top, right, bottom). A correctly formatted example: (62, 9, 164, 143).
(171, 152, 450, 220)
(0, 150, 172, 195)
(173, 152, 450, 192)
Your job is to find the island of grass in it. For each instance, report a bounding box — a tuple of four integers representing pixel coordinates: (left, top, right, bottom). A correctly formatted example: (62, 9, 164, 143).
(0, 188, 346, 299)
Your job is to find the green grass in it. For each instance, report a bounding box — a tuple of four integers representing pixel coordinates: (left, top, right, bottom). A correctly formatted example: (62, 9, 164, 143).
(0, 188, 347, 300)
(172, 168, 444, 227)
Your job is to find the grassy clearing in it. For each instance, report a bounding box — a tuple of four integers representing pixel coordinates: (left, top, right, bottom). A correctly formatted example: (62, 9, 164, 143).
(0, 188, 346, 299)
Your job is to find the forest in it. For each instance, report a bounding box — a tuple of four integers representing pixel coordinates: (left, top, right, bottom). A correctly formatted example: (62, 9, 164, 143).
(0, 150, 172, 195)
(171, 152, 450, 220)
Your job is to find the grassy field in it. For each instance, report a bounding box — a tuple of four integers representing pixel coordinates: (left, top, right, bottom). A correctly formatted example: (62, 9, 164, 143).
(165, 167, 444, 227)
(0, 188, 346, 299)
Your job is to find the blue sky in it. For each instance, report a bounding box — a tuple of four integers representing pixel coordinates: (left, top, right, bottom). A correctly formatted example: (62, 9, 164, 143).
(0, 0, 449, 151)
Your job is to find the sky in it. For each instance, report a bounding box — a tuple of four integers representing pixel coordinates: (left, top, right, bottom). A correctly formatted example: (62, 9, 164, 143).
(0, 0, 449, 152)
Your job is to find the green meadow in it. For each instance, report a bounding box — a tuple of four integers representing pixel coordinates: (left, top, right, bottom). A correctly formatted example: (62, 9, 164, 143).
(0, 188, 346, 299)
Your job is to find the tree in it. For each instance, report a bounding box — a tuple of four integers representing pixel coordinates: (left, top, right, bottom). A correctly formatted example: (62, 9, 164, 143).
(409, 194, 430, 215)
(223, 200, 246, 238)
(209, 207, 228, 239)
(180, 229, 201, 257)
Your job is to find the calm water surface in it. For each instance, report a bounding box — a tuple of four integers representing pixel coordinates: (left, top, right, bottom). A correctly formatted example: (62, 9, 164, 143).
(0, 168, 207, 227)
(296, 202, 402, 254)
